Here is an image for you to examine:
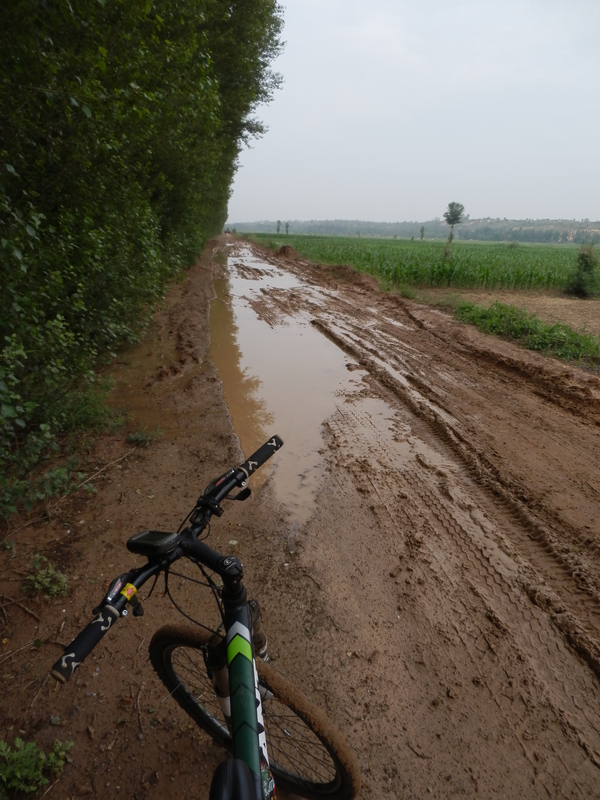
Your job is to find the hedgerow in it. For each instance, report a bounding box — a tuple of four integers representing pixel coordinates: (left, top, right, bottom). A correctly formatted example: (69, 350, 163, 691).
(0, 1, 283, 517)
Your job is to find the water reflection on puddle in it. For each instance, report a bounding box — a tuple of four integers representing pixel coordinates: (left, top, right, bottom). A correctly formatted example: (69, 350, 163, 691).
(209, 248, 364, 529)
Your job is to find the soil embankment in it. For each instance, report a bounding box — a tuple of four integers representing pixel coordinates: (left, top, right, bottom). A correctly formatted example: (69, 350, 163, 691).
(2, 236, 600, 798)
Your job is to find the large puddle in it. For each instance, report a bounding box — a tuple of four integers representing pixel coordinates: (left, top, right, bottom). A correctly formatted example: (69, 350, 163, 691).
(209, 247, 366, 529)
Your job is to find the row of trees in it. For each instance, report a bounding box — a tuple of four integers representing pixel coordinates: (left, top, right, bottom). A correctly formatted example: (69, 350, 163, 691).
(0, 0, 283, 514)
(230, 218, 600, 242)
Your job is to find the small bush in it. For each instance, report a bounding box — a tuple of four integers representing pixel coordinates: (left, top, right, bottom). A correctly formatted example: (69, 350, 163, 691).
(24, 555, 68, 598)
(0, 738, 73, 797)
(565, 244, 600, 297)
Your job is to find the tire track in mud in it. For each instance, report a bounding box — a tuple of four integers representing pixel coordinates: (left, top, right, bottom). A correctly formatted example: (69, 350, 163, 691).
(362, 320, 600, 613)
(387, 297, 600, 425)
(324, 400, 600, 781)
(311, 317, 600, 650)
(385, 314, 600, 554)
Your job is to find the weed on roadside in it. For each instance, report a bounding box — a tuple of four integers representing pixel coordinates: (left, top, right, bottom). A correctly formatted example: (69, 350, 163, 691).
(0, 739, 73, 798)
(0, 540, 16, 559)
(430, 293, 464, 312)
(0, 379, 118, 522)
(0, 457, 93, 521)
(396, 284, 417, 300)
(24, 555, 68, 598)
(455, 301, 600, 364)
(126, 426, 163, 447)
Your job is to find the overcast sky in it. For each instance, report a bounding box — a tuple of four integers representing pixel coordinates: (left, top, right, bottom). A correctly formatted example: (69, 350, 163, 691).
(226, 0, 600, 224)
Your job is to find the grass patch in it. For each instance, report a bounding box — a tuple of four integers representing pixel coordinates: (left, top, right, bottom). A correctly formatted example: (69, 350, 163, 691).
(0, 739, 73, 798)
(24, 555, 68, 598)
(455, 301, 600, 364)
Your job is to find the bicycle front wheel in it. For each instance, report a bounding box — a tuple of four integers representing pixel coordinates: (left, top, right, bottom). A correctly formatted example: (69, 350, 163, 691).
(149, 625, 360, 800)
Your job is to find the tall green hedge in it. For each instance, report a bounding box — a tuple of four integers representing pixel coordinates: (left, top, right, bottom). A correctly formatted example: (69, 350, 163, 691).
(0, 0, 283, 515)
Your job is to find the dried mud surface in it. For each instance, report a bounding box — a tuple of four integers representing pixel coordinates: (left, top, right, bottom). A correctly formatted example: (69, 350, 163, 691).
(2, 236, 600, 799)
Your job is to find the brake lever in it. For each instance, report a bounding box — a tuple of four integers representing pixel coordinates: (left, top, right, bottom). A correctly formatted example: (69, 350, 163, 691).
(92, 572, 131, 614)
(224, 487, 251, 502)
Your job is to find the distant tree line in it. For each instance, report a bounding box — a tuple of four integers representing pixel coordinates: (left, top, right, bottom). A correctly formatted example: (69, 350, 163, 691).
(0, 0, 283, 515)
(231, 218, 600, 244)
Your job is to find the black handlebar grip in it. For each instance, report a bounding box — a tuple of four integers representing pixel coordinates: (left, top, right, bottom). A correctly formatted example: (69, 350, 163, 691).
(50, 604, 120, 683)
(237, 435, 284, 479)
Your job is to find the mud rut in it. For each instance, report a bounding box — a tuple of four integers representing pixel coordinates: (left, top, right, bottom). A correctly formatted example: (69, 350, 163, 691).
(224, 241, 600, 798)
(4, 237, 600, 799)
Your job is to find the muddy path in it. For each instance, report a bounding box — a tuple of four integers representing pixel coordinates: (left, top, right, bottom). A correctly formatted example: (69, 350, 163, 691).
(2, 236, 600, 799)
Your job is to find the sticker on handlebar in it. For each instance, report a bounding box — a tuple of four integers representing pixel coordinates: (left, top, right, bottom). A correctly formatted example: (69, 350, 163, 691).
(120, 583, 137, 601)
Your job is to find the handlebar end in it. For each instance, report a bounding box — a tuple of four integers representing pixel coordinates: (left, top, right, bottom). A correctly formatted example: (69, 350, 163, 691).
(49, 668, 67, 684)
(238, 435, 284, 479)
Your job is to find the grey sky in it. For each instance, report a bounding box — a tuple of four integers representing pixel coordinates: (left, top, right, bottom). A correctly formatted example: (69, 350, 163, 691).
(227, 0, 600, 223)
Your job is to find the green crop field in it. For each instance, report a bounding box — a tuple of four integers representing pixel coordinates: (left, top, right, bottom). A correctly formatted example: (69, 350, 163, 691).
(251, 234, 578, 291)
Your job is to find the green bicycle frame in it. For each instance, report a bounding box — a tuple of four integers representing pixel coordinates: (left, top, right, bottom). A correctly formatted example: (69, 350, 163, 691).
(224, 580, 273, 800)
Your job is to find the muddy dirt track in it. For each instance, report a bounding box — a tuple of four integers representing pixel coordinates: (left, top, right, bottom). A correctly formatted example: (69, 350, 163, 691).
(2, 236, 600, 799)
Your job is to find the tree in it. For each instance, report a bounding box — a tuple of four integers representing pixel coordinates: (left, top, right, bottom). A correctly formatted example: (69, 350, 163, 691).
(565, 244, 600, 297)
(443, 202, 465, 238)
(443, 202, 465, 257)
(285, 222, 289, 235)
(420, 225, 425, 240)
(276, 220, 281, 233)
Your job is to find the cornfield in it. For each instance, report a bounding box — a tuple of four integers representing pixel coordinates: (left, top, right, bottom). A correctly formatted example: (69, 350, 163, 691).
(253, 235, 576, 290)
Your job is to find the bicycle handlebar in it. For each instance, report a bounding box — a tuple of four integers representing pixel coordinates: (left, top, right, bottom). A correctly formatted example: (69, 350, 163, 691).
(50, 602, 122, 683)
(200, 435, 284, 508)
(50, 435, 284, 684)
(237, 435, 283, 480)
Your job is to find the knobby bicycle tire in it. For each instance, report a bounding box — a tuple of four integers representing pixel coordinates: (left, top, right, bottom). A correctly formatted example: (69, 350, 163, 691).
(149, 625, 360, 800)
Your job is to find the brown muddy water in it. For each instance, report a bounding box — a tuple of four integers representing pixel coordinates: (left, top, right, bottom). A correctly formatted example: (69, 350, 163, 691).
(209, 246, 370, 528)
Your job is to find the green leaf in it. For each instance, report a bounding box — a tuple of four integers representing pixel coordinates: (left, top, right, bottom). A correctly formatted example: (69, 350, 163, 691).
(82, 105, 92, 118)
(98, 46, 108, 57)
